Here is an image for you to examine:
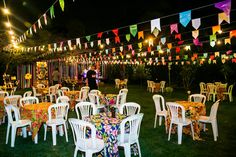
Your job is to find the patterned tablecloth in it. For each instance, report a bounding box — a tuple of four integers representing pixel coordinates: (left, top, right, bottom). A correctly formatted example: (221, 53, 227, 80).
(167, 101, 206, 140)
(0, 98, 4, 120)
(85, 112, 126, 157)
(64, 90, 80, 110)
(20, 102, 53, 139)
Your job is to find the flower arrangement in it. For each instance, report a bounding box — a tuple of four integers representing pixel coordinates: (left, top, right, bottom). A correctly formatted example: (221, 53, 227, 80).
(25, 73, 32, 80)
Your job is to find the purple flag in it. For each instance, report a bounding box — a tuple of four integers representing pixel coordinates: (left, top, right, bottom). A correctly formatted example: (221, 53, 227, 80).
(193, 38, 203, 46)
(215, 0, 231, 15)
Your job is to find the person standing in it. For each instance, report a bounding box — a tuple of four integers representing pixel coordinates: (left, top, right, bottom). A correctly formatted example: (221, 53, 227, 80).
(86, 65, 98, 90)
(52, 68, 60, 85)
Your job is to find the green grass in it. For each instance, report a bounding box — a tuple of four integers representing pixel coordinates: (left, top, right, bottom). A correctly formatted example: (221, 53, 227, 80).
(0, 84, 236, 157)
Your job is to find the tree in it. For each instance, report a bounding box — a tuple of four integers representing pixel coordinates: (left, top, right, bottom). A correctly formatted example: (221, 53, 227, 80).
(180, 64, 197, 91)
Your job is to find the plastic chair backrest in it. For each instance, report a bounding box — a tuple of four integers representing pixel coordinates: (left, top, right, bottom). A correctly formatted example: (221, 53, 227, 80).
(61, 87, 70, 92)
(120, 113, 143, 144)
(228, 85, 233, 93)
(166, 102, 186, 123)
(160, 81, 166, 88)
(48, 103, 69, 121)
(116, 93, 126, 107)
(119, 102, 141, 116)
(69, 118, 97, 148)
(79, 87, 89, 101)
(56, 96, 70, 104)
(20, 96, 39, 107)
(209, 100, 220, 120)
(75, 102, 97, 119)
(0, 91, 9, 98)
(57, 90, 64, 97)
(189, 94, 206, 104)
(153, 94, 166, 112)
(5, 105, 21, 123)
(207, 84, 217, 93)
(88, 93, 100, 106)
(89, 90, 101, 95)
(48, 86, 57, 95)
(23, 91, 32, 98)
(4, 95, 22, 107)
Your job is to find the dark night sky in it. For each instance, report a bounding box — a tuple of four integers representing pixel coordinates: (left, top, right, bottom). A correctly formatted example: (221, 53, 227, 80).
(0, 0, 233, 45)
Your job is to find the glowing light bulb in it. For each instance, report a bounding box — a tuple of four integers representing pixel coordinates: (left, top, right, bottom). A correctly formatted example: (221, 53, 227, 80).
(8, 30, 14, 35)
(217, 40, 221, 45)
(5, 22, 11, 27)
(218, 30, 222, 34)
(2, 8, 10, 14)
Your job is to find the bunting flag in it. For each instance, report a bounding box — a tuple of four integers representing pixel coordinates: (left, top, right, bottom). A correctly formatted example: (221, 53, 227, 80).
(132, 50, 135, 56)
(225, 38, 231, 44)
(210, 41, 216, 47)
(50, 5, 55, 19)
(128, 44, 133, 50)
(215, 0, 231, 15)
(126, 34, 131, 41)
(151, 18, 161, 32)
(84, 43, 88, 49)
(178, 40, 184, 45)
(59, 0, 65, 11)
(152, 28, 159, 37)
(43, 14, 47, 25)
(170, 23, 178, 34)
(112, 48, 115, 53)
(230, 30, 236, 38)
(67, 40, 71, 48)
(29, 27, 32, 35)
(38, 19, 42, 29)
(33, 24, 37, 33)
(192, 18, 201, 30)
(176, 47, 180, 53)
(120, 46, 123, 52)
(212, 25, 221, 34)
(130, 25, 138, 37)
(106, 38, 110, 45)
(175, 34, 181, 40)
(97, 32, 103, 38)
(161, 37, 166, 44)
(86, 36, 91, 41)
(218, 12, 230, 24)
(156, 45, 161, 51)
(167, 43, 172, 49)
(210, 34, 217, 41)
(138, 31, 144, 39)
(149, 40, 154, 46)
(138, 42, 142, 49)
(179, 10, 191, 27)
(76, 38, 81, 45)
(185, 45, 191, 50)
(90, 41, 94, 48)
(192, 30, 199, 39)
(112, 29, 119, 36)
(193, 38, 203, 46)
(97, 40, 101, 46)
(115, 36, 120, 43)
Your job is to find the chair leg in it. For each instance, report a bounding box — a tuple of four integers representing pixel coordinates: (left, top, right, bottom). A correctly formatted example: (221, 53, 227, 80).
(124, 144, 131, 157)
(52, 125, 57, 145)
(11, 126, 17, 147)
(136, 140, 142, 157)
(211, 121, 217, 141)
(159, 116, 162, 126)
(168, 122, 172, 141)
(154, 114, 157, 128)
(6, 124, 10, 144)
(44, 124, 47, 141)
(64, 123, 68, 142)
(177, 124, 183, 144)
(22, 127, 27, 138)
(190, 123, 195, 140)
(74, 147, 78, 157)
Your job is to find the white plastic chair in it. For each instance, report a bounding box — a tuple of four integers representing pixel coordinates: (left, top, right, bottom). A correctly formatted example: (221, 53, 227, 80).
(23, 91, 32, 98)
(223, 85, 233, 102)
(5, 105, 32, 147)
(88, 93, 104, 111)
(32, 86, 43, 102)
(199, 82, 208, 95)
(57, 89, 64, 97)
(0, 91, 9, 98)
(160, 81, 166, 93)
(166, 102, 194, 144)
(207, 84, 217, 102)
(76, 86, 89, 102)
(119, 102, 140, 116)
(47, 86, 57, 102)
(89, 89, 101, 95)
(69, 118, 105, 157)
(153, 95, 167, 131)
(119, 88, 128, 103)
(118, 113, 144, 157)
(115, 93, 126, 109)
(19, 96, 39, 107)
(56, 96, 70, 104)
(75, 102, 97, 119)
(10, 87, 17, 96)
(189, 94, 206, 104)
(44, 103, 69, 146)
(4, 95, 22, 107)
(198, 100, 220, 141)
(61, 87, 70, 92)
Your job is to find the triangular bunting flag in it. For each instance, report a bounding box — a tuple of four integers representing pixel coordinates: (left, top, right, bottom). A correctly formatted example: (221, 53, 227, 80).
(97, 40, 101, 46)
(161, 37, 166, 45)
(210, 35, 217, 41)
(179, 10, 191, 27)
(152, 28, 159, 37)
(210, 41, 216, 47)
(38, 19, 42, 29)
(97, 32, 103, 38)
(126, 34, 131, 42)
(192, 30, 199, 39)
(225, 38, 231, 44)
(90, 41, 94, 47)
(138, 31, 144, 39)
(86, 36, 91, 41)
(212, 25, 221, 34)
(59, 0, 65, 12)
(130, 25, 138, 37)
(193, 38, 203, 46)
(175, 34, 181, 40)
(138, 42, 142, 49)
(167, 43, 172, 49)
(50, 5, 55, 19)
(112, 29, 119, 36)
(192, 18, 201, 30)
(128, 44, 132, 50)
(230, 30, 236, 38)
(84, 43, 88, 49)
(106, 38, 110, 45)
(170, 23, 178, 34)
(176, 47, 180, 53)
(43, 14, 47, 25)
(151, 18, 161, 32)
(33, 24, 37, 33)
(115, 36, 120, 43)
(215, 0, 231, 15)
(76, 38, 80, 45)
(218, 12, 230, 24)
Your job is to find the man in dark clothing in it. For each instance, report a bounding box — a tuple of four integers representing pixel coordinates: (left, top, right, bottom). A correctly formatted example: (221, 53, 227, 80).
(86, 65, 98, 90)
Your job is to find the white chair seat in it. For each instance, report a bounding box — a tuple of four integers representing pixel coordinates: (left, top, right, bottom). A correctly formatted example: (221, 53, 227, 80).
(77, 138, 104, 152)
(12, 120, 31, 127)
(172, 118, 192, 126)
(46, 119, 66, 126)
(156, 110, 167, 116)
(198, 116, 210, 122)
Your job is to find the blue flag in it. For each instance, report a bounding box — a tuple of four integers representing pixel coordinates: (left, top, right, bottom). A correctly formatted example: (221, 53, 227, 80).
(179, 10, 191, 27)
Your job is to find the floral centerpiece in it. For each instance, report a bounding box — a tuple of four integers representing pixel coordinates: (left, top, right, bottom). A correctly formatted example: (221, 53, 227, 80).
(25, 73, 32, 88)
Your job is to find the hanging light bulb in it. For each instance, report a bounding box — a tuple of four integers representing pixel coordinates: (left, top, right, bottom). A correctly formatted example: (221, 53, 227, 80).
(2, 8, 10, 15)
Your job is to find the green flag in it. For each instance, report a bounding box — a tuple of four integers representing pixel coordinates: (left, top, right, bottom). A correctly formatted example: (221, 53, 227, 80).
(59, 0, 65, 12)
(210, 34, 216, 41)
(86, 36, 91, 41)
(50, 5, 55, 19)
(126, 34, 131, 41)
(130, 25, 138, 37)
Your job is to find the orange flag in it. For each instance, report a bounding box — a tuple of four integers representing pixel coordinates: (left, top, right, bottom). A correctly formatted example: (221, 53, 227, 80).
(230, 30, 236, 38)
(138, 31, 144, 39)
(212, 25, 221, 34)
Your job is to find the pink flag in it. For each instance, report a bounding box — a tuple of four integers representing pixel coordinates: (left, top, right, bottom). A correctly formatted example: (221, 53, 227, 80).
(193, 38, 203, 46)
(170, 23, 178, 34)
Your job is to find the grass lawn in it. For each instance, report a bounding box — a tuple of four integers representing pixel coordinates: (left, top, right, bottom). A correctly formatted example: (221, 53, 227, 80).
(0, 84, 235, 157)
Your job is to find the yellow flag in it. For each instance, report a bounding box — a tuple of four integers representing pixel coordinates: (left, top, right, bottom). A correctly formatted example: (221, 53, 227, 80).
(218, 12, 230, 25)
(224, 38, 231, 44)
